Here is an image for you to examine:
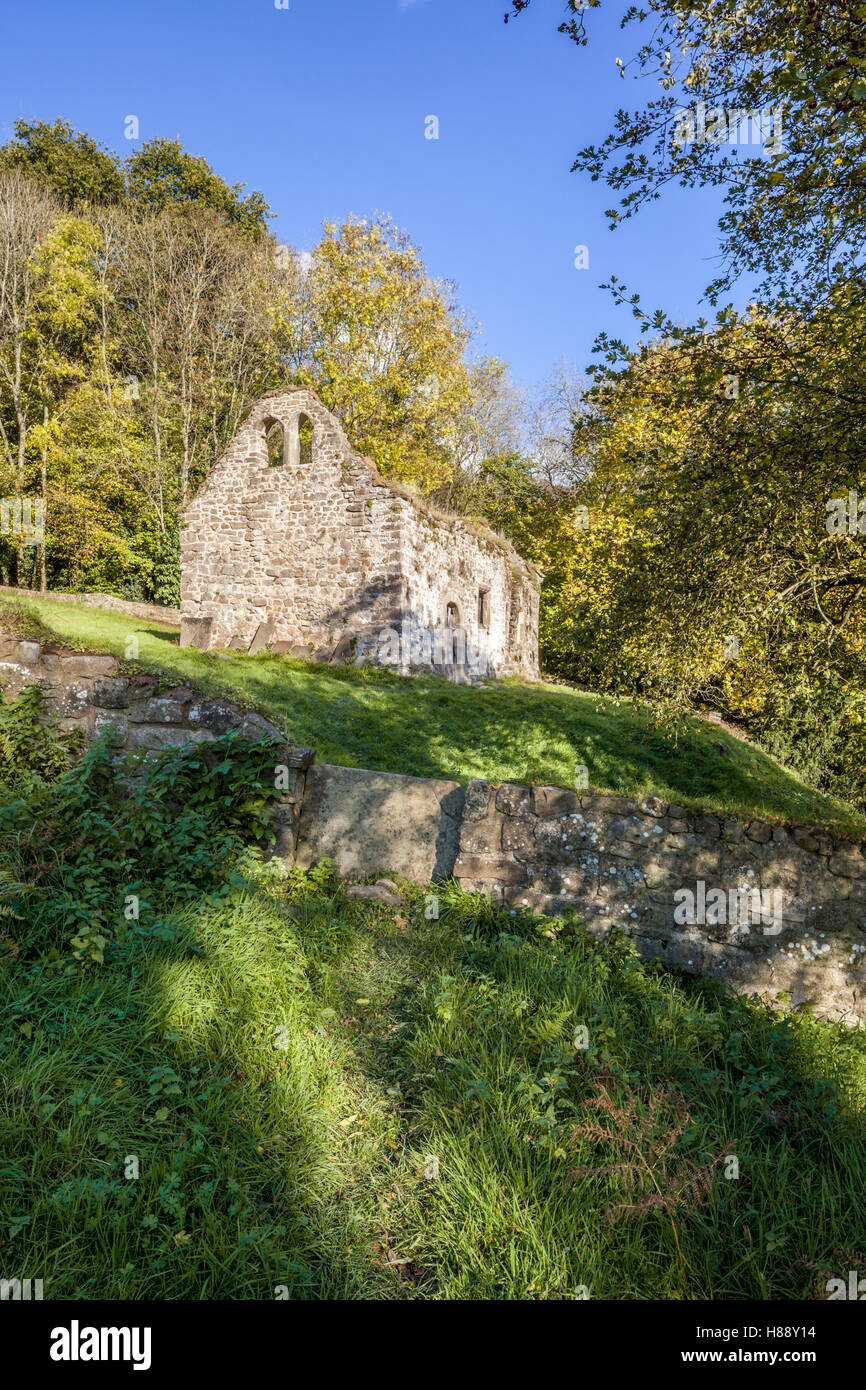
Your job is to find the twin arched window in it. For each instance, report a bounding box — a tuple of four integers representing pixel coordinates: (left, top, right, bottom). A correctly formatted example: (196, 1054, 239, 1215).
(266, 412, 314, 468)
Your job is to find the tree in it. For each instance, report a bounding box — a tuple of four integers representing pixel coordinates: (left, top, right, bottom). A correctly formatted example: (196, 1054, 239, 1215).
(285, 215, 488, 492)
(116, 203, 275, 510)
(549, 305, 866, 802)
(507, 0, 866, 304)
(125, 139, 271, 239)
(0, 171, 58, 582)
(0, 119, 125, 208)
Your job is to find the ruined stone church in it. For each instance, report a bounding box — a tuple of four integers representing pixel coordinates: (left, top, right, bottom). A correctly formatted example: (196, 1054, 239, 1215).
(179, 387, 541, 679)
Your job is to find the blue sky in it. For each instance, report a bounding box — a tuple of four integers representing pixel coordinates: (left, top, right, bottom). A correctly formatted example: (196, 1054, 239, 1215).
(4, 0, 741, 392)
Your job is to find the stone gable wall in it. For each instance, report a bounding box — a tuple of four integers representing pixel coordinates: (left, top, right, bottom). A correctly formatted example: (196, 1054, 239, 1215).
(180, 387, 540, 677)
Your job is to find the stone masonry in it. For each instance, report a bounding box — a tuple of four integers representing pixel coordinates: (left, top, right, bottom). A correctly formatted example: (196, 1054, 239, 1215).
(5, 617, 865, 1022)
(179, 387, 541, 678)
(452, 783, 866, 1025)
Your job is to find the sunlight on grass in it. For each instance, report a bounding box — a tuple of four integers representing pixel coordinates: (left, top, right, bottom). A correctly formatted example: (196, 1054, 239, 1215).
(1, 592, 863, 833)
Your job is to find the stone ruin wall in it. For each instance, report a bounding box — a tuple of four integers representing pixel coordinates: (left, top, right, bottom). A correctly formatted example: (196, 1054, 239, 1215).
(180, 388, 540, 678)
(391, 507, 540, 679)
(181, 389, 406, 654)
(0, 630, 312, 856)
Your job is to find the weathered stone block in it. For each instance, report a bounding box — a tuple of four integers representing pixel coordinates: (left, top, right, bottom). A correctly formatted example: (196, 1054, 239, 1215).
(346, 883, 402, 907)
(463, 779, 490, 821)
(747, 821, 772, 844)
(532, 785, 581, 818)
(502, 819, 536, 855)
(59, 654, 116, 679)
(180, 616, 214, 650)
(248, 623, 275, 655)
(793, 828, 820, 853)
(15, 640, 41, 665)
(829, 851, 866, 880)
(128, 697, 189, 725)
(90, 677, 130, 709)
(126, 726, 190, 752)
(294, 764, 464, 882)
(495, 784, 532, 817)
(581, 794, 640, 817)
(188, 699, 243, 734)
(240, 711, 284, 742)
(91, 710, 128, 740)
(694, 815, 721, 838)
(453, 853, 530, 885)
(461, 814, 507, 855)
(534, 817, 594, 860)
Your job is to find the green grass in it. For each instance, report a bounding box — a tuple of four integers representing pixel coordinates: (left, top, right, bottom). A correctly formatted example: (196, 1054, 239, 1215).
(1, 592, 863, 833)
(3, 721, 866, 1302)
(5, 867, 866, 1300)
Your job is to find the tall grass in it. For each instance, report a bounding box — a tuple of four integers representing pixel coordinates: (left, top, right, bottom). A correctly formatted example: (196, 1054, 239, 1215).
(2, 714, 866, 1299)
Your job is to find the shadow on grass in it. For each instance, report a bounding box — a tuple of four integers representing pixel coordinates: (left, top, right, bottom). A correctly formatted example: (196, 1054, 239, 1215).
(2, 591, 861, 831)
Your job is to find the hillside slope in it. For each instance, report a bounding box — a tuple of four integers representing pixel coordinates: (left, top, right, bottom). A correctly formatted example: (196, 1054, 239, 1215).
(1, 592, 862, 834)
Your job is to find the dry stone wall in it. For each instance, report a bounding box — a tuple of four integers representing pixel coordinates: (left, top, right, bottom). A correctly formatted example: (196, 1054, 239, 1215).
(285, 765, 866, 1025)
(4, 618, 863, 1022)
(180, 387, 540, 678)
(0, 632, 313, 857)
(451, 782, 866, 1025)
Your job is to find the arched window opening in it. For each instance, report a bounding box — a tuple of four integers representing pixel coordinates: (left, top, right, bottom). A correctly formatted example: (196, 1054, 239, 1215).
(265, 420, 285, 467)
(298, 414, 314, 466)
(445, 601, 460, 628)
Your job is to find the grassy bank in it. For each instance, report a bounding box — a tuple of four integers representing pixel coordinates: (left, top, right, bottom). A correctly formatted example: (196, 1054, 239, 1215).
(2, 713, 865, 1301)
(1, 592, 862, 833)
(4, 852, 866, 1298)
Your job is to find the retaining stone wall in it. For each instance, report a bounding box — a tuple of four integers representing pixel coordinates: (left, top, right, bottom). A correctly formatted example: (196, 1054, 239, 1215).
(0, 632, 313, 857)
(4, 621, 865, 1022)
(451, 782, 866, 1025)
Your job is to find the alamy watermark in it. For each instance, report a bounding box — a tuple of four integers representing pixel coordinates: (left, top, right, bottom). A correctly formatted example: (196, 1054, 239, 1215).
(376, 618, 489, 678)
(0, 1277, 43, 1300)
(673, 101, 785, 152)
(674, 880, 784, 935)
(826, 490, 866, 535)
(0, 498, 43, 546)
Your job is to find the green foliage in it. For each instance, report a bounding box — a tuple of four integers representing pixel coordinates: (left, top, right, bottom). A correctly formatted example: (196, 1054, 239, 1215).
(4, 837, 866, 1299)
(125, 138, 271, 237)
(501, 1, 866, 813)
(512, 0, 866, 302)
(5, 593, 863, 833)
(0, 727, 285, 966)
(285, 214, 494, 491)
(0, 119, 125, 206)
(0, 684, 83, 792)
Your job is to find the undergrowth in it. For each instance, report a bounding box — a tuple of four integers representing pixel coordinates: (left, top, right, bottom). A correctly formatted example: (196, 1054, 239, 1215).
(1, 726, 866, 1298)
